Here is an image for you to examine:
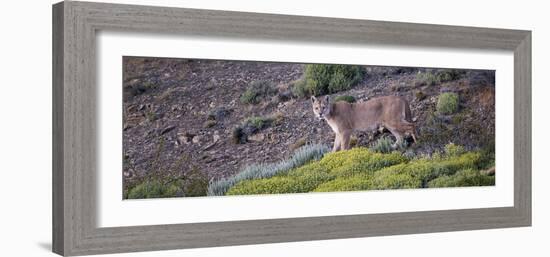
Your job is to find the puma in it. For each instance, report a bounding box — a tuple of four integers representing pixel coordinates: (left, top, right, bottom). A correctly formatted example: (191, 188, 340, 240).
(311, 95, 417, 152)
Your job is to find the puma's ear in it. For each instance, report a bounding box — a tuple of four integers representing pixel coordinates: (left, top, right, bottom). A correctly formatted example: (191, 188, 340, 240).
(324, 95, 330, 103)
(311, 96, 317, 103)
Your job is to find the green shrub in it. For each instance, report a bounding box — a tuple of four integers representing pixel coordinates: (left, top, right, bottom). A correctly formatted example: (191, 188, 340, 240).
(318, 147, 407, 177)
(437, 92, 459, 115)
(304, 64, 364, 96)
(372, 151, 482, 188)
(313, 174, 374, 192)
(126, 179, 182, 199)
(436, 70, 465, 82)
(227, 165, 334, 195)
(428, 169, 495, 188)
(291, 78, 309, 98)
(207, 144, 330, 196)
(214, 145, 492, 196)
(334, 95, 356, 103)
(415, 72, 439, 86)
(231, 114, 283, 144)
(444, 142, 465, 157)
(240, 80, 276, 104)
(231, 127, 245, 144)
(370, 137, 394, 153)
(184, 168, 208, 197)
(245, 116, 273, 130)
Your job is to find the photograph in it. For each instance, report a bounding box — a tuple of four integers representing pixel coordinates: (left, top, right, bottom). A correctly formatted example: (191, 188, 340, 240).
(122, 57, 496, 199)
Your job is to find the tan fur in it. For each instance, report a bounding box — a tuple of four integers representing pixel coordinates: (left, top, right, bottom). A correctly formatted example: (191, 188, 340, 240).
(312, 95, 417, 152)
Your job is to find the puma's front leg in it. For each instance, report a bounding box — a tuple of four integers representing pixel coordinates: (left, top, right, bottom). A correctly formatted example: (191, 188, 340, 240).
(341, 130, 352, 150)
(332, 134, 341, 152)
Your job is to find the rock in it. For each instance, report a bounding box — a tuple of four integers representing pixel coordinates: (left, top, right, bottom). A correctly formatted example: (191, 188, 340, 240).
(177, 131, 195, 144)
(192, 135, 204, 144)
(160, 125, 176, 135)
(213, 131, 221, 143)
(248, 133, 265, 142)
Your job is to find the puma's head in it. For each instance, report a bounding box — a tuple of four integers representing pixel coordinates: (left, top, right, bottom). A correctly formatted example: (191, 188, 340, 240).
(311, 95, 331, 120)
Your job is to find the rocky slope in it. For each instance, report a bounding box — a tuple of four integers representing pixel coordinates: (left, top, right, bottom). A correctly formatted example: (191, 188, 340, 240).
(122, 57, 495, 193)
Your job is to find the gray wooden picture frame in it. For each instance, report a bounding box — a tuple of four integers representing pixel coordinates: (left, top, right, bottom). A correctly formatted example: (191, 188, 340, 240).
(52, 1, 531, 256)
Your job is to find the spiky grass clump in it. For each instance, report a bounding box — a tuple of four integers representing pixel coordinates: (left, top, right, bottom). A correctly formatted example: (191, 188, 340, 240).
(415, 71, 439, 86)
(370, 137, 394, 153)
(207, 144, 330, 196)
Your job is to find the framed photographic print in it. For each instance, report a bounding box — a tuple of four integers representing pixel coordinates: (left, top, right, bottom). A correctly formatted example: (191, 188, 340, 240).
(53, 1, 531, 256)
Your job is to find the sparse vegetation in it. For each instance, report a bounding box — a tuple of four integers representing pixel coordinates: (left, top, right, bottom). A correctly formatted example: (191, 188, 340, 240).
(444, 142, 465, 157)
(415, 71, 439, 86)
(231, 114, 284, 144)
(245, 116, 273, 130)
(334, 95, 356, 103)
(240, 80, 276, 104)
(207, 107, 231, 121)
(437, 92, 460, 115)
(415, 70, 464, 86)
(370, 137, 394, 153)
(303, 64, 364, 96)
(436, 70, 465, 83)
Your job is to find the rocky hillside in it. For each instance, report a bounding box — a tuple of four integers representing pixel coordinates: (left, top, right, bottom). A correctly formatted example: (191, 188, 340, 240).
(122, 57, 495, 196)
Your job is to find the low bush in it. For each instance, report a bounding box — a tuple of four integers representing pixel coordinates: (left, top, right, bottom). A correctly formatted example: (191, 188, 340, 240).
(231, 115, 275, 144)
(291, 78, 309, 98)
(370, 137, 394, 153)
(437, 92, 459, 115)
(304, 64, 364, 96)
(415, 70, 464, 86)
(227, 167, 333, 195)
(126, 179, 182, 199)
(231, 127, 245, 144)
(228, 148, 407, 195)
(436, 69, 465, 82)
(207, 144, 330, 196)
(245, 116, 273, 130)
(428, 169, 495, 188)
(318, 148, 407, 177)
(415, 72, 439, 86)
(217, 146, 493, 196)
(183, 168, 208, 197)
(313, 174, 374, 192)
(334, 95, 356, 103)
(240, 80, 276, 104)
(444, 142, 465, 157)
